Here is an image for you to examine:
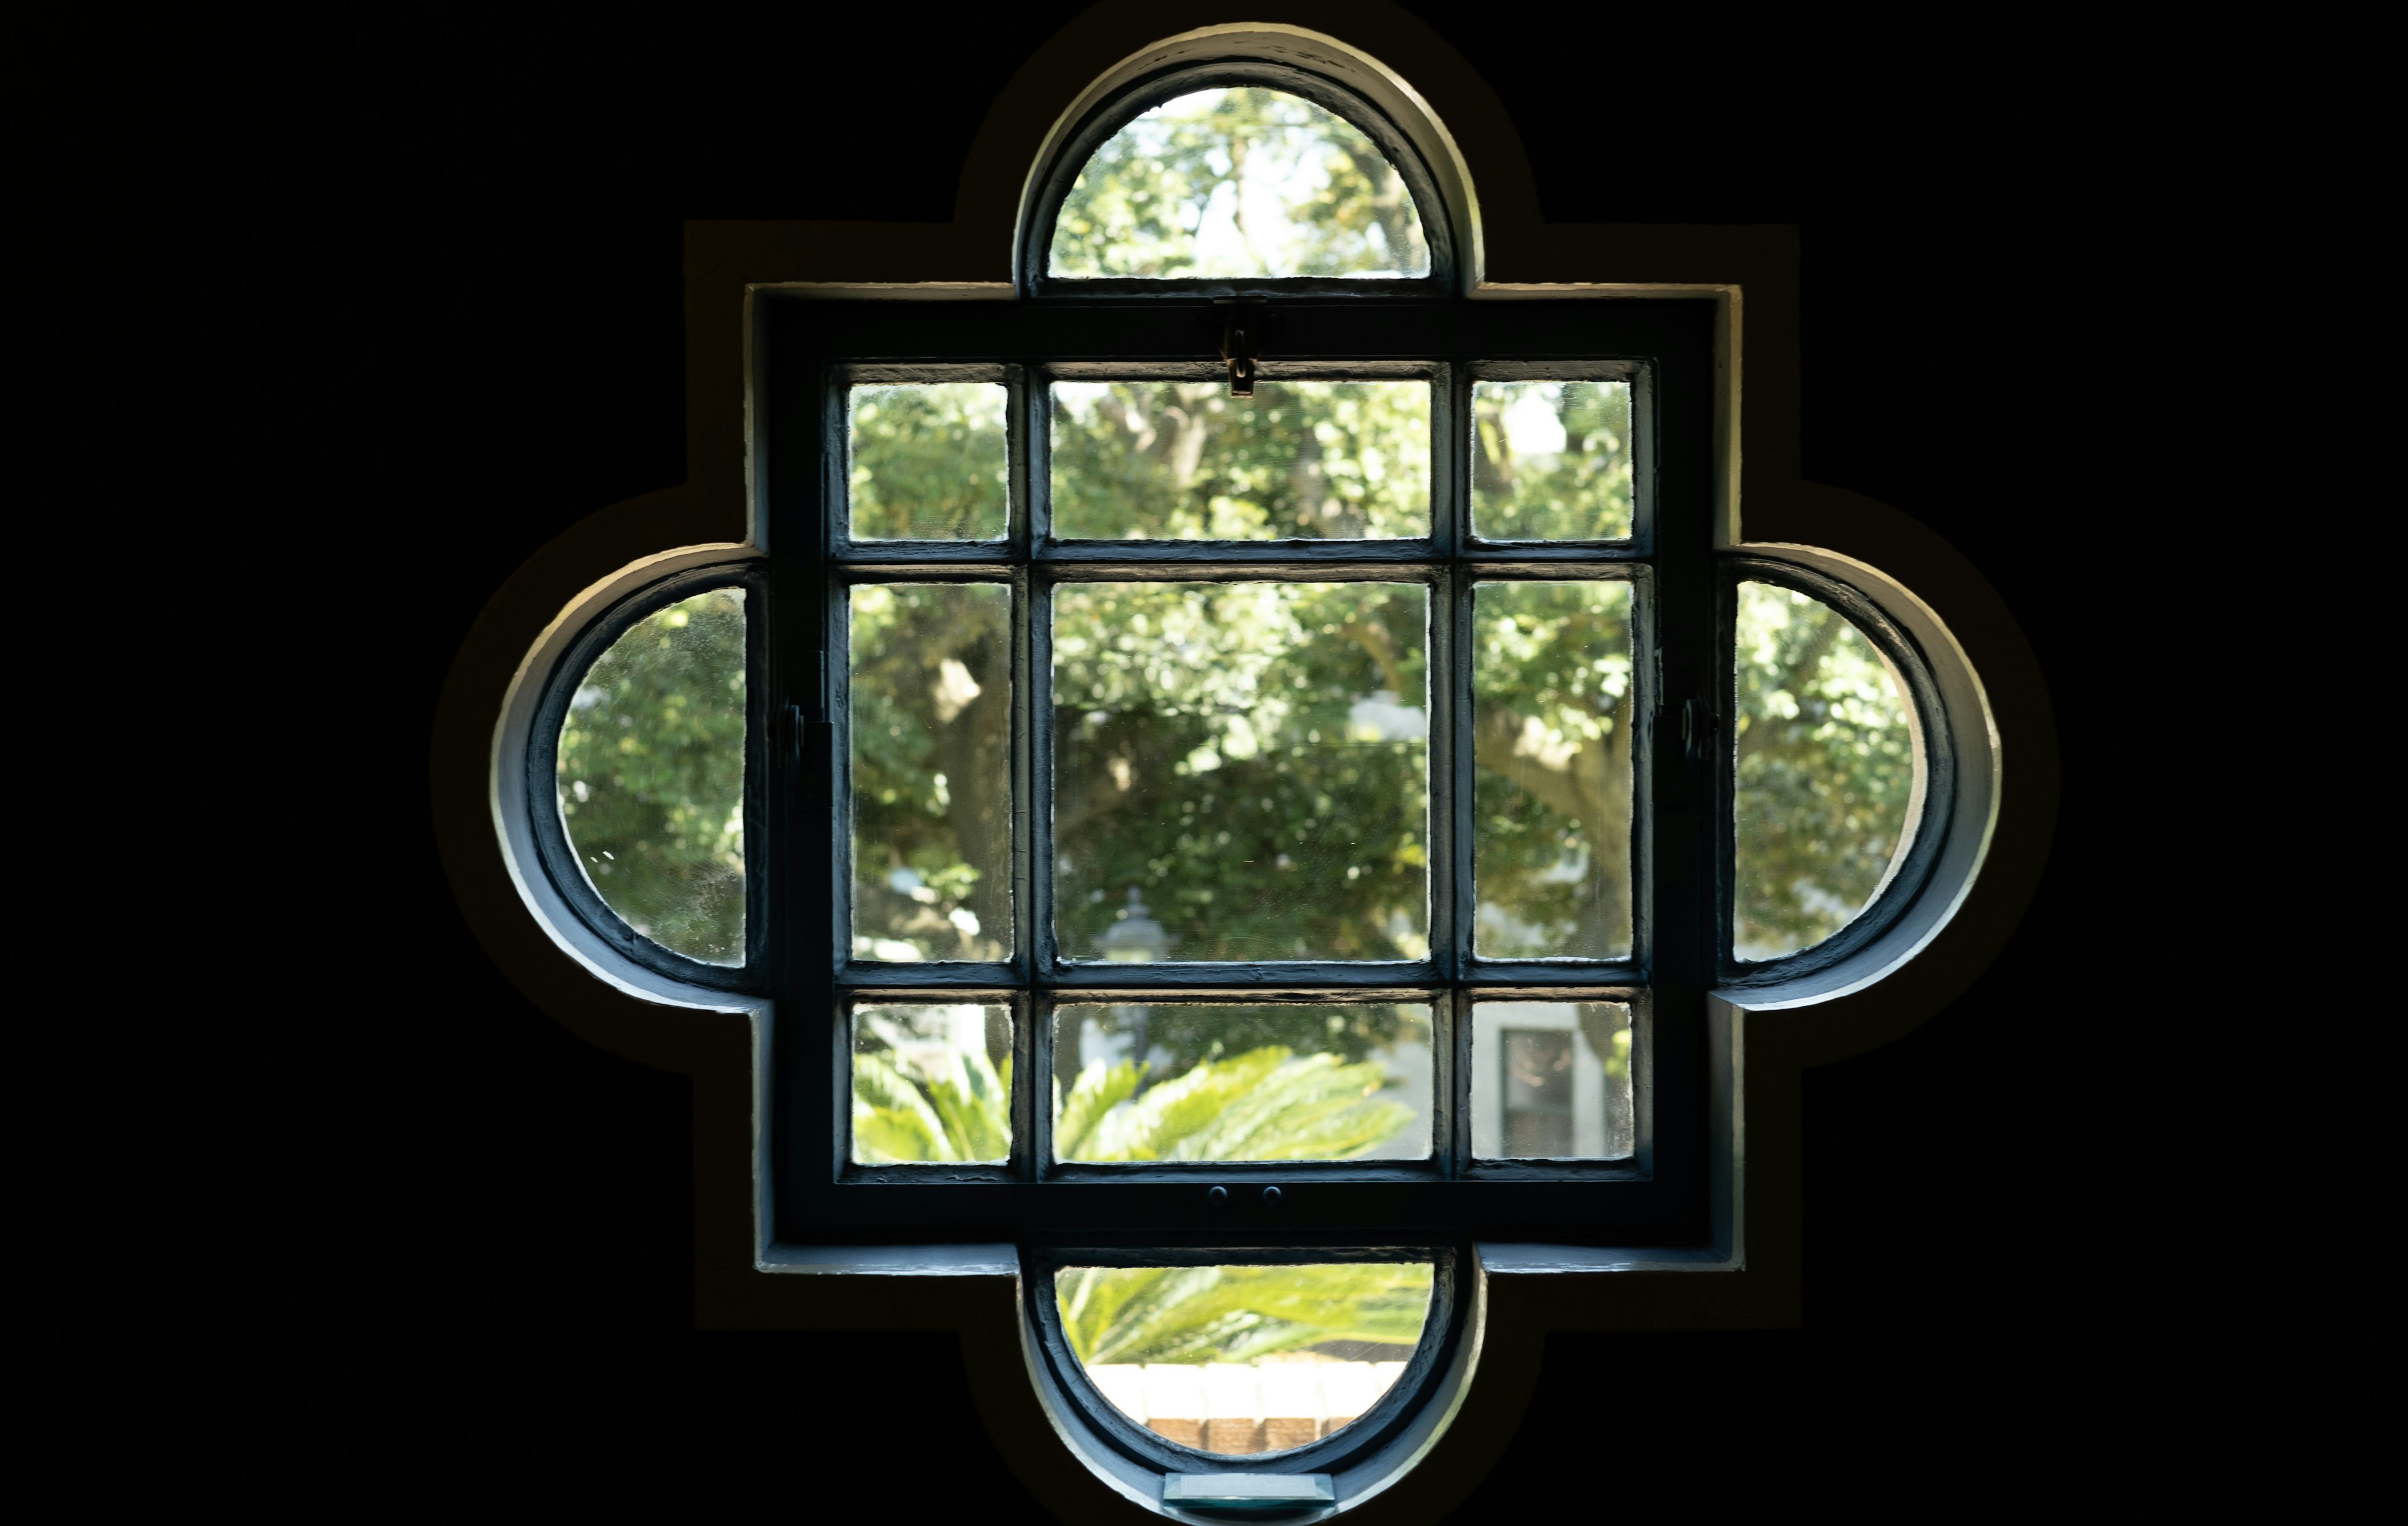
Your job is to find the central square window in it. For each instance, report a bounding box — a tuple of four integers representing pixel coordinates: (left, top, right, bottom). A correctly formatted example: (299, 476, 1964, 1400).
(786, 312, 1708, 1231)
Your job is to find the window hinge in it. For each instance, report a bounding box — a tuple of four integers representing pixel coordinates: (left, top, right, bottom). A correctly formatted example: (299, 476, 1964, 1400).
(1681, 696, 1719, 771)
(777, 704, 835, 802)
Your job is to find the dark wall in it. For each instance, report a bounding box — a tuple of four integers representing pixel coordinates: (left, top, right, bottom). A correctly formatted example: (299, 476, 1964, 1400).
(80, 6, 2135, 1511)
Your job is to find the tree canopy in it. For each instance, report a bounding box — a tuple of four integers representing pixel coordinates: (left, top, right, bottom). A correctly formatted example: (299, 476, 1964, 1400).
(552, 389, 1923, 1161)
(1049, 86, 1428, 280)
(554, 589, 746, 964)
(1732, 582, 1918, 957)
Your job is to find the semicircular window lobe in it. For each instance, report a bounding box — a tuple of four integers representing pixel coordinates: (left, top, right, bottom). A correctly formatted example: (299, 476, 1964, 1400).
(1049, 87, 1432, 281)
(555, 589, 747, 965)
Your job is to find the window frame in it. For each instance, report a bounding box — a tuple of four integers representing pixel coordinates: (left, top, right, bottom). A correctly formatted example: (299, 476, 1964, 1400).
(1717, 556, 1959, 988)
(1027, 1244, 1468, 1478)
(525, 560, 769, 987)
(754, 284, 1726, 1247)
(427, 20, 2057, 1518)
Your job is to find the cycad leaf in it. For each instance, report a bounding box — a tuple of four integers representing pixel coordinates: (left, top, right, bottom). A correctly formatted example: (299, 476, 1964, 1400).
(1056, 1059, 1145, 1160)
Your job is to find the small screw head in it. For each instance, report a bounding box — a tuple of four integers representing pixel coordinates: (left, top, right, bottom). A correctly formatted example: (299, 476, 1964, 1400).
(1207, 1186, 1229, 1206)
(1262, 1186, 1282, 1207)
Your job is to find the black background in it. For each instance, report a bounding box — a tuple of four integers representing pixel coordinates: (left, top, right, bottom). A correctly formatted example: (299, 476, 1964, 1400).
(29, 3, 2158, 1511)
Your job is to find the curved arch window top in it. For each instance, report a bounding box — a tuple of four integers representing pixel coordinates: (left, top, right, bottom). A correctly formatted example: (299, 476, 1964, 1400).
(1047, 86, 1432, 281)
(1732, 581, 1927, 962)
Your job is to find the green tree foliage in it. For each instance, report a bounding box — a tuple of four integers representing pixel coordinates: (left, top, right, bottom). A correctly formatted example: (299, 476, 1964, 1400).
(1059, 1262, 1432, 1366)
(1733, 582, 1918, 957)
(1051, 380, 1427, 540)
(849, 384, 1008, 540)
(851, 1005, 1014, 1164)
(1050, 87, 1428, 279)
(1471, 582, 1635, 958)
(850, 584, 1012, 960)
(1471, 380, 1634, 540)
(555, 589, 746, 964)
(853, 1006, 1422, 1167)
(1061, 1001, 1422, 1099)
(1053, 580, 1428, 960)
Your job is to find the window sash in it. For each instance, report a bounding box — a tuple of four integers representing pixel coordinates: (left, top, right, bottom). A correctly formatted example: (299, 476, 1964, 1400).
(766, 295, 1717, 1242)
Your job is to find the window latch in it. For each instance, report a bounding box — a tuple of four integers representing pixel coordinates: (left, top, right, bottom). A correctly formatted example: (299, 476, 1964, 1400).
(1217, 301, 1269, 397)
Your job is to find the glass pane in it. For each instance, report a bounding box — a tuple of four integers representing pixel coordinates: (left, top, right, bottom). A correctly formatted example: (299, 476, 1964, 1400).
(1052, 582, 1428, 961)
(1471, 1002, 1634, 1160)
(1733, 582, 1920, 960)
(1052, 1002, 1432, 1163)
(1050, 380, 1429, 541)
(1048, 87, 1431, 280)
(851, 1003, 1012, 1164)
(1059, 1262, 1432, 1455)
(1471, 380, 1634, 541)
(848, 382, 1008, 541)
(556, 588, 746, 964)
(1472, 581, 1634, 959)
(850, 584, 1012, 960)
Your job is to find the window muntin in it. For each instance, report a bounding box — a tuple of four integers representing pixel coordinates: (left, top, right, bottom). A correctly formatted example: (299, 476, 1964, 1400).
(1047, 86, 1432, 282)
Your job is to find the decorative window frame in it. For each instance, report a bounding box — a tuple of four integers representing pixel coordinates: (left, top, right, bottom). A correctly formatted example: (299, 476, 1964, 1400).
(430, 8, 2056, 1521)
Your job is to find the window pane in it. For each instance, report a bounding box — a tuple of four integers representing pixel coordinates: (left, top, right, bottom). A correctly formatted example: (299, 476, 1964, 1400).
(1472, 581, 1634, 959)
(1733, 581, 1920, 960)
(850, 584, 1012, 960)
(1471, 1001, 1634, 1160)
(851, 1004, 1012, 1164)
(1059, 1263, 1433, 1455)
(1050, 381, 1429, 540)
(1471, 380, 1634, 541)
(1053, 582, 1428, 961)
(1052, 1002, 1432, 1163)
(556, 588, 746, 964)
(1048, 87, 1431, 280)
(848, 383, 1008, 541)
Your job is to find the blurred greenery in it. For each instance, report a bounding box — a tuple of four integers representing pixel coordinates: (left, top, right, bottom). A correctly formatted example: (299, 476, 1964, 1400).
(1050, 86, 1428, 280)
(1471, 581, 1634, 959)
(1471, 380, 1634, 541)
(1051, 380, 1427, 540)
(1059, 1002, 1423, 1102)
(1059, 1262, 1433, 1366)
(851, 583, 1012, 961)
(854, 1013, 1421, 1168)
(556, 589, 746, 964)
(852, 1004, 1014, 1164)
(1733, 582, 1918, 958)
(850, 384, 1008, 540)
(1054, 581, 1428, 961)
(1054, 1040, 1416, 1163)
